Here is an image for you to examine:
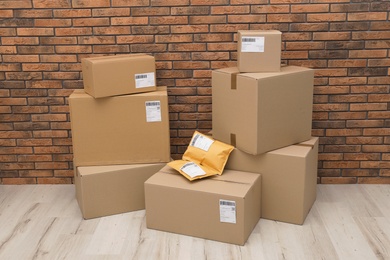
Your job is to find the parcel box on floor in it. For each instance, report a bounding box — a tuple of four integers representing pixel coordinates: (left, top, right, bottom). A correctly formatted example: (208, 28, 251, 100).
(75, 163, 165, 219)
(212, 66, 314, 155)
(225, 137, 319, 225)
(145, 166, 261, 245)
(82, 54, 156, 98)
(69, 87, 170, 167)
(237, 30, 281, 73)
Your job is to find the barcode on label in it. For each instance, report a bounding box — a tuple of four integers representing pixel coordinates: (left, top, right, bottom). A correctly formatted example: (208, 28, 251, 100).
(190, 134, 199, 146)
(220, 200, 235, 206)
(135, 74, 148, 79)
(146, 101, 160, 107)
(242, 37, 256, 42)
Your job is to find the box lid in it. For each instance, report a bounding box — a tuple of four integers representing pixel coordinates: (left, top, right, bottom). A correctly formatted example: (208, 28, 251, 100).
(239, 65, 313, 80)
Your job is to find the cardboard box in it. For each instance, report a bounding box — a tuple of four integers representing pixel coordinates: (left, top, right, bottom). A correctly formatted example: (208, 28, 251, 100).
(75, 163, 165, 219)
(82, 54, 156, 98)
(145, 166, 261, 245)
(237, 30, 281, 73)
(212, 65, 314, 155)
(69, 87, 170, 167)
(225, 137, 319, 225)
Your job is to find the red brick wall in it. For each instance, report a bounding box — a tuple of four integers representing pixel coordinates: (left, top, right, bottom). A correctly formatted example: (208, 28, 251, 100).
(1, 0, 389, 184)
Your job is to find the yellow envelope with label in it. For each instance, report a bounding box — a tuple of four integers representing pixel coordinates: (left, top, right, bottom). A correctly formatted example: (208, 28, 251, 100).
(168, 131, 234, 181)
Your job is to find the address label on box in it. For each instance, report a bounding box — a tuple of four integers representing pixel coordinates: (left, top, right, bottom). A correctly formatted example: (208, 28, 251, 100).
(145, 101, 161, 122)
(135, 72, 155, 88)
(241, 37, 265, 53)
(219, 199, 237, 224)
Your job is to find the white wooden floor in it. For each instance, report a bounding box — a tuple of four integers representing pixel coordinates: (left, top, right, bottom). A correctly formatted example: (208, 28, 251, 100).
(0, 184, 389, 260)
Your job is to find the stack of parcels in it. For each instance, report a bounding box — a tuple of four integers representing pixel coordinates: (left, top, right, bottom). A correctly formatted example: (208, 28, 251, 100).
(69, 54, 171, 219)
(213, 30, 318, 225)
(144, 30, 318, 246)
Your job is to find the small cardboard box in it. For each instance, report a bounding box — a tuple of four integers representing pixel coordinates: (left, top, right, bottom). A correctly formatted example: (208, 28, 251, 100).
(69, 87, 170, 167)
(225, 137, 319, 225)
(212, 65, 314, 155)
(145, 166, 261, 245)
(237, 30, 282, 73)
(82, 54, 156, 98)
(75, 163, 165, 219)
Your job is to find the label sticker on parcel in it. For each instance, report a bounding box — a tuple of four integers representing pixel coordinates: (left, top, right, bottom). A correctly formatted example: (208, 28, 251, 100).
(180, 162, 206, 178)
(190, 133, 214, 151)
(219, 200, 237, 224)
(145, 101, 161, 122)
(135, 72, 155, 88)
(241, 36, 265, 53)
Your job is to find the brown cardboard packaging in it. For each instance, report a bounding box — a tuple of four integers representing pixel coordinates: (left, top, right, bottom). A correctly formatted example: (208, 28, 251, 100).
(82, 54, 156, 98)
(69, 87, 170, 167)
(75, 163, 165, 219)
(237, 30, 282, 73)
(212, 65, 314, 155)
(225, 137, 319, 225)
(145, 166, 261, 245)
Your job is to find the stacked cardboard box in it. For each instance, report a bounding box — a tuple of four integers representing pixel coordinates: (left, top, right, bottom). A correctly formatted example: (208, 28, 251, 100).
(69, 54, 170, 219)
(212, 30, 318, 225)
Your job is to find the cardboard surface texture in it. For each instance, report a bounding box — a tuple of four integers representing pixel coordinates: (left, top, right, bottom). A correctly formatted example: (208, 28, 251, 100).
(212, 65, 314, 155)
(237, 30, 281, 72)
(75, 163, 165, 219)
(69, 87, 170, 167)
(145, 166, 261, 245)
(225, 137, 319, 225)
(82, 54, 156, 98)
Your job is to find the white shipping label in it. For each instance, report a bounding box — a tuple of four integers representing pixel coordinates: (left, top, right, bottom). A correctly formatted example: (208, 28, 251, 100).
(190, 133, 214, 151)
(241, 36, 265, 53)
(180, 162, 206, 178)
(135, 72, 155, 88)
(145, 101, 161, 122)
(219, 200, 237, 224)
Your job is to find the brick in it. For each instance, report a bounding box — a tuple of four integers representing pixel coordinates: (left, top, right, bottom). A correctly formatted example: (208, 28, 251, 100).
(19, 170, 53, 177)
(53, 170, 74, 177)
(313, 95, 329, 103)
(171, 25, 209, 34)
(349, 50, 387, 58)
(154, 53, 191, 61)
(15, 9, 52, 18)
(307, 13, 346, 22)
(319, 137, 345, 145)
(358, 178, 390, 184)
(0, 139, 16, 146)
(193, 70, 212, 78)
(55, 27, 92, 36)
(314, 86, 349, 94)
(2, 178, 37, 185)
(368, 77, 390, 85)
(315, 68, 347, 77)
(13, 106, 49, 114)
(131, 7, 170, 16)
(371, 22, 390, 30)
(323, 161, 360, 169)
(2, 55, 39, 63)
(309, 50, 348, 59)
(313, 104, 349, 112)
(175, 79, 210, 87)
(326, 41, 364, 50)
(41, 37, 77, 45)
(324, 145, 361, 153)
(92, 45, 129, 53)
(169, 104, 197, 113)
(41, 55, 78, 63)
(286, 42, 325, 50)
(366, 40, 390, 49)
(329, 94, 367, 103)
(156, 61, 173, 70)
(331, 3, 369, 12)
(313, 32, 351, 40)
(33, 0, 71, 8)
(17, 46, 55, 54)
(189, 16, 226, 24)
(14, 122, 49, 131)
(282, 51, 308, 59)
(26, 81, 62, 89)
(116, 35, 153, 44)
(0, 64, 21, 71)
(330, 22, 370, 31)
(35, 162, 69, 170)
(328, 59, 367, 67)
(131, 44, 166, 53)
(329, 77, 367, 85)
(156, 35, 193, 43)
(363, 128, 390, 136)
(312, 121, 345, 129)
(168, 43, 206, 52)
(292, 4, 329, 12)
(0, 46, 17, 54)
(191, 0, 228, 4)
(2, 37, 39, 45)
(150, 16, 188, 25)
(211, 61, 237, 69)
(228, 14, 266, 23)
(326, 129, 362, 136)
(347, 120, 384, 128)
(171, 6, 210, 15)
(17, 28, 54, 36)
(112, 0, 149, 6)
(211, 6, 250, 14)
(368, 111, 390, 119)
(72, 0, 110, 8)
(53, 9, 91, 18)
(1, 18, 34, 27)
(151, 0, 189, 5)
(346, 137, 383, 145)
(0, 28, 16, 36)
(37, 178, 73, 184)
(132, 26, 169, 34)
(318, 169, 341, 177)
(17, 139, 52, 146)
(192, 52, 230, 61)
(380, 170, 390, 177)
(368, 94, 390, 102)
(348, 12, 387, 21)
(352, 31, 390, 40)
(92, 8, 130, 17)
(0, 147, 33, 155)
(268, 14, 305, 23)
(0, 10, 15, 18)
(318, 153, 343, 161)
(350, 103, 387, 111)
(282, 32, 312, 41)
(342, 169, 378, 177)
(173, 61, 209, 70)
(157, 70, 192, 79)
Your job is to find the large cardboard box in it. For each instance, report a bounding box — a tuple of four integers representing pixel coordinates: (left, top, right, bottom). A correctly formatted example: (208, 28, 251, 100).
(145, 166, 261, 245)
(237, 30, 281, 73)
(225, 137, 319, 225)
(82, 54, 156, 98)
(69, 87, 170, 167)
(75, 163, 165, 219)
(212, 65, 314, 155)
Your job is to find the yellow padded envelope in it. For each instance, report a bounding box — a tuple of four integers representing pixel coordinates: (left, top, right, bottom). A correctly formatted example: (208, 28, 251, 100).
(168, 131, 234, 181)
